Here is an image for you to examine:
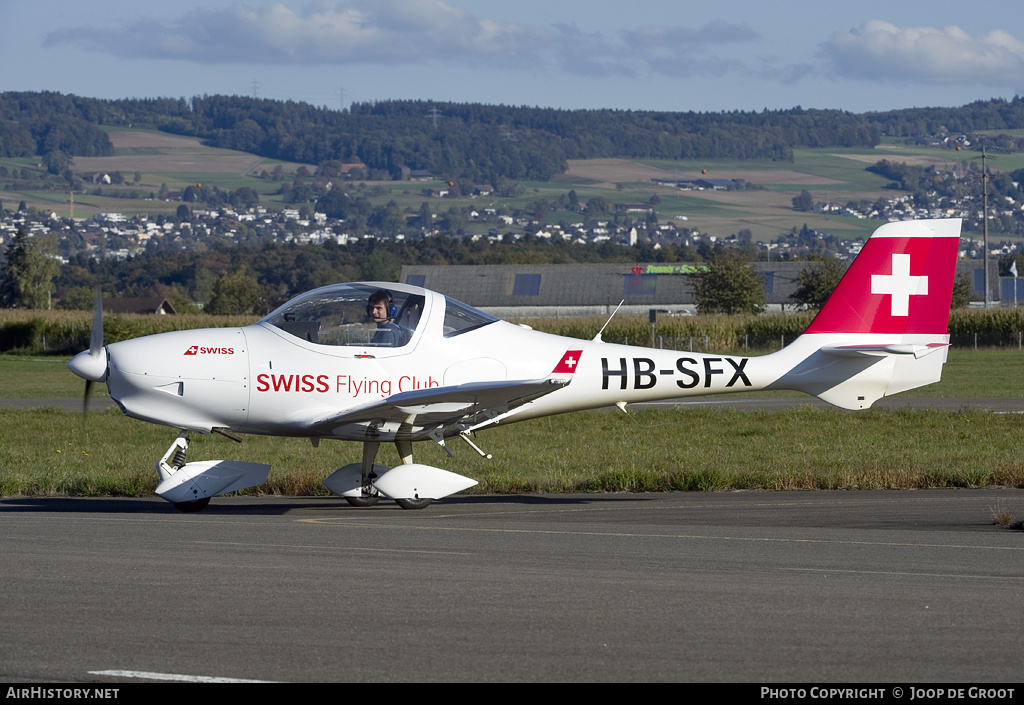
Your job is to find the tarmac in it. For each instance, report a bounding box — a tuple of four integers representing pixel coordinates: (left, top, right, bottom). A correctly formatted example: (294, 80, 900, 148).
(2, 490, 1022, 682)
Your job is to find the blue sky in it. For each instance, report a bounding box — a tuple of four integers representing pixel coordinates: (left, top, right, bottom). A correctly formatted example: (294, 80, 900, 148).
(4, 0, 1024, 113)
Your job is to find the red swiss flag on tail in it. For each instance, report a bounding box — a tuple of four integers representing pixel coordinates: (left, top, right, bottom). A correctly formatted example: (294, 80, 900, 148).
(804, 219, 961, 336)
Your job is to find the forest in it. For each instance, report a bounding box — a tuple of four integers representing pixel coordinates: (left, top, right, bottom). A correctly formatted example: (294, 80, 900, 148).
(11, 91, 1024, 183)
(7, 91, 1024, 185)
(5, 91, 1024, 184)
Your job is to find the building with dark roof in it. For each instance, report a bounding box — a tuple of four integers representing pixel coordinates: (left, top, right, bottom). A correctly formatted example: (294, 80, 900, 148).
(400, 262, 812, 317)
(401, 260, 999, 317)
(102, 297, 177, 315)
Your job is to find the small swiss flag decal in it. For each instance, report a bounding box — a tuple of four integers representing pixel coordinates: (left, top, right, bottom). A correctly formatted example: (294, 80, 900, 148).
(184, 345, 199, 356)
(552, 350, 582, 374)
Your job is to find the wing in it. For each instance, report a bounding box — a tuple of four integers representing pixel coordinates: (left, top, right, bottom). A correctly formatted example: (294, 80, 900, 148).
(306, 377, 569, 440)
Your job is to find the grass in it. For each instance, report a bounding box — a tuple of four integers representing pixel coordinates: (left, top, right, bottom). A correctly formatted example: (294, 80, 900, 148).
(1, 405, 1022, 498)
(991, 502, 1015, 525)
(0, 355, 107, 398)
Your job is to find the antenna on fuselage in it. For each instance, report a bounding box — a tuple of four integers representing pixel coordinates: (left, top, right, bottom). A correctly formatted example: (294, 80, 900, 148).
(593, 300, 625, 342)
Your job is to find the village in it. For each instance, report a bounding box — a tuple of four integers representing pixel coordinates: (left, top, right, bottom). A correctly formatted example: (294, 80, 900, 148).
(1, 179, 1019, 267)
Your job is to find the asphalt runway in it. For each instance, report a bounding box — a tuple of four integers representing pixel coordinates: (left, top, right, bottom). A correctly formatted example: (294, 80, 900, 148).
(3, 490, 1023, 683)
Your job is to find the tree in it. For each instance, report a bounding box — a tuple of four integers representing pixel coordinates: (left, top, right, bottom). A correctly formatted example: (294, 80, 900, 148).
(206, 269, 264, 315)
(790, 257, 845, 309)
(950, 273, 971, 309)
(359, 247, 400, 281)
(0, 229, 61, 309)
(693, 250, 765, 315)
(418, 201, 432, 229)
(58, 285, 97, 310)
(792, 190, 814, 212)
(43, 150, 70, 175)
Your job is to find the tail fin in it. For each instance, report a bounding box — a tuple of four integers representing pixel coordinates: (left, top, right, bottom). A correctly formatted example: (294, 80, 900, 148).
(774, 218, 961, 409)
(805, 218, 960, 337)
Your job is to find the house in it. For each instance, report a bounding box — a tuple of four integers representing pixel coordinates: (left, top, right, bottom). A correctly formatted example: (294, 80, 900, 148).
(102, 298, 177, 315)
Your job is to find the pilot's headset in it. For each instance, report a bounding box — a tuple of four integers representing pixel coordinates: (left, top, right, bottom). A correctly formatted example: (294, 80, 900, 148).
(367, 290, 398, 319)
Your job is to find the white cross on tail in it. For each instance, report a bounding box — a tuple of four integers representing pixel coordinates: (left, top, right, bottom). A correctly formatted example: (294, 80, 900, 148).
(871, 253, 928, 317)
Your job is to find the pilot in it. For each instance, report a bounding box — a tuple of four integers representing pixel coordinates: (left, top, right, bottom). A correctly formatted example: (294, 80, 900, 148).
(367, 289, 408, 346)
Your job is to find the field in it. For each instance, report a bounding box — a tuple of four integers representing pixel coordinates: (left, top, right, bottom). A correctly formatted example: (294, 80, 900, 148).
(74, 130, 265, 176)
(4, 128, 1010, 240)
(1, 348, 1022, 499)
(554, 148, 950, 240)
(4, 129, 307, 219)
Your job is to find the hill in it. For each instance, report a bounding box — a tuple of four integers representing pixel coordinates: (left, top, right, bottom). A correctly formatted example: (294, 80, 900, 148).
(4, 91, 1024, 275)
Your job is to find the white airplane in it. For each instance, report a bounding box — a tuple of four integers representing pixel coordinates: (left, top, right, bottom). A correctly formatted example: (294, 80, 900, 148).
(68, 218, 962, 512)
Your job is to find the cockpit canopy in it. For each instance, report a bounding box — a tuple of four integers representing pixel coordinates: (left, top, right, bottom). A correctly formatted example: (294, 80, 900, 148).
(260, 283, 498, 347)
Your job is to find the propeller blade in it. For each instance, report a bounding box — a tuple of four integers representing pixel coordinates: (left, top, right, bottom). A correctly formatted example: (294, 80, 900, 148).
(89, 287, 103, 356)
(68, 287, 108, 386)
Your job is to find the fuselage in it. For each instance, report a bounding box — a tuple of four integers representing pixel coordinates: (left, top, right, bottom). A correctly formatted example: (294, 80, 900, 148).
(82, 262, 951, 442)
(95, 282, 791, 440)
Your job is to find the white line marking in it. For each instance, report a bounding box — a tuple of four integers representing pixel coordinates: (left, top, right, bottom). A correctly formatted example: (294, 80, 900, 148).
(88, 670, 279, 683)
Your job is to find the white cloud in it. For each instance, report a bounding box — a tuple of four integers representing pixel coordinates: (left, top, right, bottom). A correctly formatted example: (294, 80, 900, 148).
(45, 1, 550, 67)
(43, 0, 761, 78)
(822, 20, 1024, 86)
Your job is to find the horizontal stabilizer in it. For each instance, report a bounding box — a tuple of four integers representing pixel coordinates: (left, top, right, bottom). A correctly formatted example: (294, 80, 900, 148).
(819, 342, 948, 359)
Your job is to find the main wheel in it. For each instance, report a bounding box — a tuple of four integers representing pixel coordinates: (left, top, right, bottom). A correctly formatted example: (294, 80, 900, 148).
(345, 495, 380, 507)
(395, 497, 433, 510)
(172, 497, 210, 513)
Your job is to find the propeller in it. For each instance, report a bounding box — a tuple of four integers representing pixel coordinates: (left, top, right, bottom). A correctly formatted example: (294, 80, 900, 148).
(89, 286, 103, 357)
(67, 288, 107, 412)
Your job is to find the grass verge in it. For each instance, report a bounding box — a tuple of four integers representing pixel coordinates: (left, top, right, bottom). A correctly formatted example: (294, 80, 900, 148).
(2, 405, 1022, 498)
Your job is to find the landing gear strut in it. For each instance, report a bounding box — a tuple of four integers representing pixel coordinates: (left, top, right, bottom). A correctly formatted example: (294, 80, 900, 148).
(159, 433, 209, 513)
(345, 441, 382, 507)
(349, 438, 433, 510)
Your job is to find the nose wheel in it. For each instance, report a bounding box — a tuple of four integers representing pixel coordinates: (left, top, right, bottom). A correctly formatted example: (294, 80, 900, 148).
(173, 497, 211, 513)
(345, 495, 380, 507)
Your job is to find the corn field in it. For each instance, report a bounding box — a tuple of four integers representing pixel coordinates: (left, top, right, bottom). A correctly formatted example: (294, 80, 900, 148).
(0, 310, 259, 355)
(2, 307, 1024, 355)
